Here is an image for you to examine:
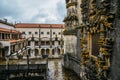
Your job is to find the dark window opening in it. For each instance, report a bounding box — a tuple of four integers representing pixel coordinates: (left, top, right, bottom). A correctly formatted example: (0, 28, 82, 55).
(28, 41, 30, 46)
(35, 32, 38, 34)
(35, 41, 38, 45)
(29, 32, 31, 34)
(92, 34, 100, 56)
(41, 41, 45, 45)
(52, 41, 54, 45)
(46, 41, 50, 45)
(22, 32, 25, 34)
(2, 33, 4, 39)
(47, 32, 50, 35)
(59, 32, 61, 35)
(53, 32, 55, 35)
(41, 32, 44, 34)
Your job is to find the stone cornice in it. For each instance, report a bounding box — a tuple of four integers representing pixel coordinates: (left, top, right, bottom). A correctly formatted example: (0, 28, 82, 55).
(63, 29, 77, 35)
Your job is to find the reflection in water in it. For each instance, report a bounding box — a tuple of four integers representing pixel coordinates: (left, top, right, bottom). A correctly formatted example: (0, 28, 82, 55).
(48, 59, 80, 80)
(0, 59, 80, 80)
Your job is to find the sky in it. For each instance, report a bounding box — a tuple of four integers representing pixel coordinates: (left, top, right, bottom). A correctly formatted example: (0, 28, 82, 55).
(0, 0, 66, 24)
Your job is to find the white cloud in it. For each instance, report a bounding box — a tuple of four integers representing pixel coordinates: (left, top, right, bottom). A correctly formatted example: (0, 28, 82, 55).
(0, 0, 66, 24)
(3, 16, 16, 23)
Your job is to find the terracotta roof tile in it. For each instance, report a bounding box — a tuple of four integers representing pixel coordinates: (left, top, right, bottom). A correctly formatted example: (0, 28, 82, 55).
(15, 23, 64, 28)
(0, 27, 20, 34)
(10, 39, 25, 43)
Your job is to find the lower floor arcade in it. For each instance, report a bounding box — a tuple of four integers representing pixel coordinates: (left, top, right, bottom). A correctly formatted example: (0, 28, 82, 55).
(26, 47, 63, 58)
(0, 47, 64, 60)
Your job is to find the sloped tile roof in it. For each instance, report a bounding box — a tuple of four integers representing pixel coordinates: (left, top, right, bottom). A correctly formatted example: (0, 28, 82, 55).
(10, 39, 25, 43)
(0, 27, 20, 34)
(15, 23, 64, 28)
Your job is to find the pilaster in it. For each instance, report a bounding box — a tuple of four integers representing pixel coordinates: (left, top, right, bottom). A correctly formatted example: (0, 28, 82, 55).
(49, 48, 52, 58)
(39, 48, 41, 56)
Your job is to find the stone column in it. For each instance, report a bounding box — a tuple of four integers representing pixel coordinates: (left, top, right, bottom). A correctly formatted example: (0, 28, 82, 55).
(4, 34, 6, 40)
(77, 29, 81, 59)
(49, 48, 52, 58)
(60, 48, 63, 55)
(39, 48, 41, 56)
(10, 33, 12, 40)
(45, 48, 46, 55)
(6, 34, 8, 39)
(25, 49, 28, 56)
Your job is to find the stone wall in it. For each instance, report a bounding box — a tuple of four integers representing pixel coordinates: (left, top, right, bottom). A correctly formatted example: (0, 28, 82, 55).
(64, 35, 77, 56)
(111, 14, 120, 80)
(109, 0, 120, 80)
(63, 54, 81, 78)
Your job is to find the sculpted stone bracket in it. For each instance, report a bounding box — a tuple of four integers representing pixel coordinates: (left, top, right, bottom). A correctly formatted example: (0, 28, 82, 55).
(66, 2, 77, 8)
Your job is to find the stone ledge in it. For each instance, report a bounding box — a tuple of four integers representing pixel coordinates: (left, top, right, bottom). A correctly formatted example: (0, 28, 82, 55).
(63, 29, 77, 35)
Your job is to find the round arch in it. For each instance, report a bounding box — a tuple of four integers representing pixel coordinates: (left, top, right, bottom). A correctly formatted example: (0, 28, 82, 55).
(41, 49, 45, 55)
(46, 49, 49, 55)
(28, 49, 31, 56)
(35, 49, 39, 56)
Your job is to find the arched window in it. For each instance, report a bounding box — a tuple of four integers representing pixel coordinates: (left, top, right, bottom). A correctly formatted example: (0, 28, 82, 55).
(58, 48, 60, 55)
(41, 49, 45, 55)
(28, 49, 31, 56)
(46, 49, 49, 55)
(35, 49, 39, 56)
(52, 49, 54, 55)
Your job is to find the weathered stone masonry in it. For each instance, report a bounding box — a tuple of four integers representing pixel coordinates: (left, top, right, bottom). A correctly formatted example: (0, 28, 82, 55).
(63, 0, 120, 80)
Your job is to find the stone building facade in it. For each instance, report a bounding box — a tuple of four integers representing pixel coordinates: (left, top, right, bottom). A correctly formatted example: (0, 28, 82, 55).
(0, 19, 64, 59)
(64, 0, 120, 80)
(0, 19, 26, 60)
(63, 0, 82, 78)
(15, 23, 64, 58)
